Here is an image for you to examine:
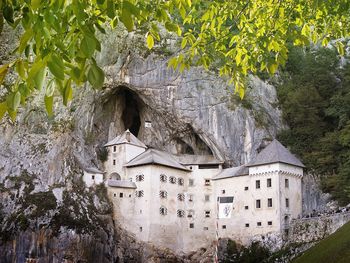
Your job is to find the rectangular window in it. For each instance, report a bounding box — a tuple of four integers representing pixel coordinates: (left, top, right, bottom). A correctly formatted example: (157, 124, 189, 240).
(245, 223, 249, 228)
(113, 193, 116, 197)
(222, 225, 226, 229)
(205, 195, 210, 202)
(286, 198, 289, 208)
(268, 198, 273, 207)
(285, 178, 289, 188)
(92, 175, 95, 180)
(267, 178, 272, 187)
(119, 193, 123, 198)
(268, 221, 272, 226)
(189, 179, 194, 186)
(204, 179, 211, 186)
(244, 186, 249, 191)
(256, 199, 261, 208)
(245, 206, 249, 210)
(113, 145, 117, 152)
(257, 222, 262, 226)
(113, 159, 116, 165)
(198, 164, 219, 169)
(256, 180, 261, 189)
(189, 223, 194, 229)
(205, 211, 211, 218)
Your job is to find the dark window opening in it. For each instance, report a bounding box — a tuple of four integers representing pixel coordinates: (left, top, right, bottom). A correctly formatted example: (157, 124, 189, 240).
(245, 223, 249, 227)
(268, 221, 272, 226)
(268, 198, 273, 207)
(257, 222, 262, 226)
(119, 193, 123, 198)
(244, 186, 249, 191)
(222, 225, 226, 229)
(256, 199, 261, 208)
(256, 180, 261, 189)
(92, 175, 95, 180)
(267, 178, 272, 187)
(189, 223, 194, 229)
(245, 206, 249, 210)
(198, 164, 219, 169)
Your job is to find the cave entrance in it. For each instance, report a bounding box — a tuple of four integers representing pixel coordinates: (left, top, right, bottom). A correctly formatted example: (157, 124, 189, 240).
(119, 88, 142, 136)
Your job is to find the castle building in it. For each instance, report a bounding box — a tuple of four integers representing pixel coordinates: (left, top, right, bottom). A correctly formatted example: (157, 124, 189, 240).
(98, 130, 304, 253)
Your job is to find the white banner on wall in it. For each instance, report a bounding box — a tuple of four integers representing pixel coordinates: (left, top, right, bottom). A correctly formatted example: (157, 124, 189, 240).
(218, 196, 234, 219)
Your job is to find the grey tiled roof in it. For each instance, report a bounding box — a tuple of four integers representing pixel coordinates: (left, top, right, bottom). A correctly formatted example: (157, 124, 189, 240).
(84, 167, 104, 174)
(212, 165, 249, 180)
(125, 149, 190, 171)
(104, 130, 147, 148)
(173, 154, 224, 165)
(107, 180, 137, 189)
(247, 139, 305, 168)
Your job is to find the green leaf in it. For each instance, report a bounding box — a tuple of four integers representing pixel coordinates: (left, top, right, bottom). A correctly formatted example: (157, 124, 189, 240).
(47, 54, 64, 80)
(0, 64, 9, 85)
(33, 67, 46, 90)
(107, 0, 115, 19)
(80, 36, 96, 58)
(3, 5, 14, 24)
(16, 60, 26, 79)
(6, 91, 21, 111)
(146, 34, 154, 49)
(63, 80, 72, 106)
(87, 63, 104, 89)
(120, 8, 133, 32)
(44, 95, 54, 117)
(0, 13, 4, 34)
(31, 0, 41, 10)
(181, 38, 187, 49)
(18, 83, 30, 98)
(45, 79, 55, 97)
(0, 101, 7, 120)
(19, 28, 33, 54)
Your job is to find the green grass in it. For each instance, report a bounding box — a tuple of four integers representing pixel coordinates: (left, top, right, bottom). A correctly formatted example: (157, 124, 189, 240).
(292, 221, 350, 263)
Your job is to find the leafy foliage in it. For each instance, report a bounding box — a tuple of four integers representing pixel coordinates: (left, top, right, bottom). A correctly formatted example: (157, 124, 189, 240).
(0, 0, 349, 119)
(277, 46, 350, 205)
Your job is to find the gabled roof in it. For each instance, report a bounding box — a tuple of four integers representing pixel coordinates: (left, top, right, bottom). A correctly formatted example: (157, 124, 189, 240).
(212, 165, 249, 181)
(104, 130, 147, 148)
(125, 149, 190, 172)
(247, 139, 305, 168)
(173, 154, 224, 165)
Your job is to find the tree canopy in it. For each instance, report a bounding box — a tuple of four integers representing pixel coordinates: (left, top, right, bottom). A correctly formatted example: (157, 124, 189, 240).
(0, 0, 349, 119)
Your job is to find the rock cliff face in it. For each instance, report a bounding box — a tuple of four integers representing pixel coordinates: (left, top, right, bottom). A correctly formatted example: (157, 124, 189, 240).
(0, 27, 285, 262)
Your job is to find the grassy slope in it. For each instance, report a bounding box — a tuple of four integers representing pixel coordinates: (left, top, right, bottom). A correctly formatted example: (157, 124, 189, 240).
(292, 221, 350, 263)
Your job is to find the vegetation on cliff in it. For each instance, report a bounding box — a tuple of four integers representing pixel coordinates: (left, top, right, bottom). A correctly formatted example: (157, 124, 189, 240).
(0, 0, 349, 120)
(276, 46, 350, 205)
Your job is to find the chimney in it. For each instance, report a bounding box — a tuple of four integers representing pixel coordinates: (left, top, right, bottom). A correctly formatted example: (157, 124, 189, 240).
(126, 130, 131, 142)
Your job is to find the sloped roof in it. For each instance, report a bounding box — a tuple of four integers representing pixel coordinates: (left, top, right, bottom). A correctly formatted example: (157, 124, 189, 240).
(247, 139, 305, 168)
(173, 154, 224, 165)
(84, 167, 104, 174)
(107, 180, 137, 189)
(125, 149, 190, 171)
(104, 130, 147, 148)
(212, 165, 249, 180)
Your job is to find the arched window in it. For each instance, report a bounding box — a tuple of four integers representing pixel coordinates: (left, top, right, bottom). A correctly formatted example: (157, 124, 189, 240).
(159, 190, 168, 199)
(160, 174, 167, 182)
(110, 172, 121, 180)
(136, 190, 144, 197)
(177, 210, 185, 218)
(169, 176, 176, 184)
(136, 174, 144, 182)
(160, 206, 167, 215)
(177, 193, 185, 201)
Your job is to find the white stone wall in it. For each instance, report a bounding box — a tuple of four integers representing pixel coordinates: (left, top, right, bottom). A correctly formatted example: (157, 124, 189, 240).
(214, 173, 281, 244)
(82, 171, 104, 187)
(182, 164, 222, 251)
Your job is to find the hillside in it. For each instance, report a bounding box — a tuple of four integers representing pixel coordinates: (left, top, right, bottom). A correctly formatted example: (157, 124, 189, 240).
(293, 221, 350, 263)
